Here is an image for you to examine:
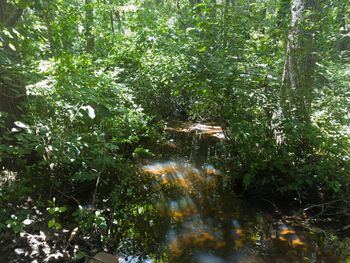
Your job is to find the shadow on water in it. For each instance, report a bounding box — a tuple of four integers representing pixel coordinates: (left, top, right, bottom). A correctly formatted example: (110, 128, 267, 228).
(118, 123, 350, 263)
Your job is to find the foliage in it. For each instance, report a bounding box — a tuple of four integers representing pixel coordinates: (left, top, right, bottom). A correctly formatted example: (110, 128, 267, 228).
(0, 0, 350, 260)
(47, 197, 67, 229)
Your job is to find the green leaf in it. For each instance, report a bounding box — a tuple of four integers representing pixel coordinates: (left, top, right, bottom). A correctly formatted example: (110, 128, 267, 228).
(14, 121, 29, 129)
(58, 206, 67, 213)
(13, 225, 22, 233)
(82, 105, 96, 119)
(8, 43, 16, 51)
(198, 46, 207, 52)
(22, 219, 32, 225)
(48, 218, 56, 228)
(74, 251, 86, 260)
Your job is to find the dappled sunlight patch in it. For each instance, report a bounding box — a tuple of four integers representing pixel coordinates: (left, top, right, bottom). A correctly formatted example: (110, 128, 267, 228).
(0, 170, 18, 184)
(142, 161, 222, 194)
(1, 230, 71, 262)
(165, 123, 225, 139)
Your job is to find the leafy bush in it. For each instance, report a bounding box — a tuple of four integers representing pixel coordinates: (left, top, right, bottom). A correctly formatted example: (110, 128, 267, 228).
(1, 53, 156, 206)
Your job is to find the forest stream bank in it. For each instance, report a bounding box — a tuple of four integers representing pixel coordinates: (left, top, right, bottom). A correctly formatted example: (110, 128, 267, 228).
(3, 122, 349, 263)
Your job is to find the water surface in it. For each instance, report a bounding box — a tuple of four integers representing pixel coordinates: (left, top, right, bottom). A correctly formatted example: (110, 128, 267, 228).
(118, 123, 350, 263)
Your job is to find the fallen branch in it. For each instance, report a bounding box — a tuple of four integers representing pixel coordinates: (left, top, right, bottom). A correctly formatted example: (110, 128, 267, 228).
(303, 199, 344, 212)
(52, 186, 81, 206)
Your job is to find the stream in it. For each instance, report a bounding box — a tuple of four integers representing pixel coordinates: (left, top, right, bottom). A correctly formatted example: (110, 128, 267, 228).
(116, 122, 350, 263)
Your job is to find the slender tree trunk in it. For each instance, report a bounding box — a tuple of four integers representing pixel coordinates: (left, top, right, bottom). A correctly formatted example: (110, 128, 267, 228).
(0, 0, 25, 129)
(85, 0, 94, 52)
(336, 2, 350, 54)
(176, 0, 180, 10)
(115, 9, 121, 32)
(44, 2, 55, 55)
(110, 10, 114, 34)
(221, 0, 229, 49)
(281, 0, 319, 123)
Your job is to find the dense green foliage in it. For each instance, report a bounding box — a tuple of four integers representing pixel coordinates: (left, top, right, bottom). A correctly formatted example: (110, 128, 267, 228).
(0, 0, 349, 261)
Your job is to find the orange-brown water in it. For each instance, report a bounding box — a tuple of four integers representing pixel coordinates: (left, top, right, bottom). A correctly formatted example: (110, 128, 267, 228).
(118, 123, 350, 263)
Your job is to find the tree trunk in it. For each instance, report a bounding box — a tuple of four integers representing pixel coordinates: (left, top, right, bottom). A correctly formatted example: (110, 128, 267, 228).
(281, 0, 319, 123)
(110, 10, 114, 35)
(221, 0, 229, 49)
(336, 2, 350, 54)
(85, 0, 94, 52)
(0, 0, 25, 129)
(115, 9, 121, 32)
(44, 2, 55, 55)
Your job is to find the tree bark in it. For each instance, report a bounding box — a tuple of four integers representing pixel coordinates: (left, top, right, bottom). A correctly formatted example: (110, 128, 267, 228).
(0, 0, 25, 129)
(281, 0, 319, 123)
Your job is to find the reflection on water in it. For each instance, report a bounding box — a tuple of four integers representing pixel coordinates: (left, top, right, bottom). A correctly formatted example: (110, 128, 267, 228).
(140, 161, 312, 262)
(118, 123, 350, 262)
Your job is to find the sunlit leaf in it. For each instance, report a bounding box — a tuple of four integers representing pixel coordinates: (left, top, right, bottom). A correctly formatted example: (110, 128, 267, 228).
(48, 218, 56, 228)
(47, 207, 55, 215)
(14, 121, 29, 129)
(82, 105, 96, 119)
(9, 43, 16, 51)
(22, 219, 32, 225)
(58, 207, 67, 213)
